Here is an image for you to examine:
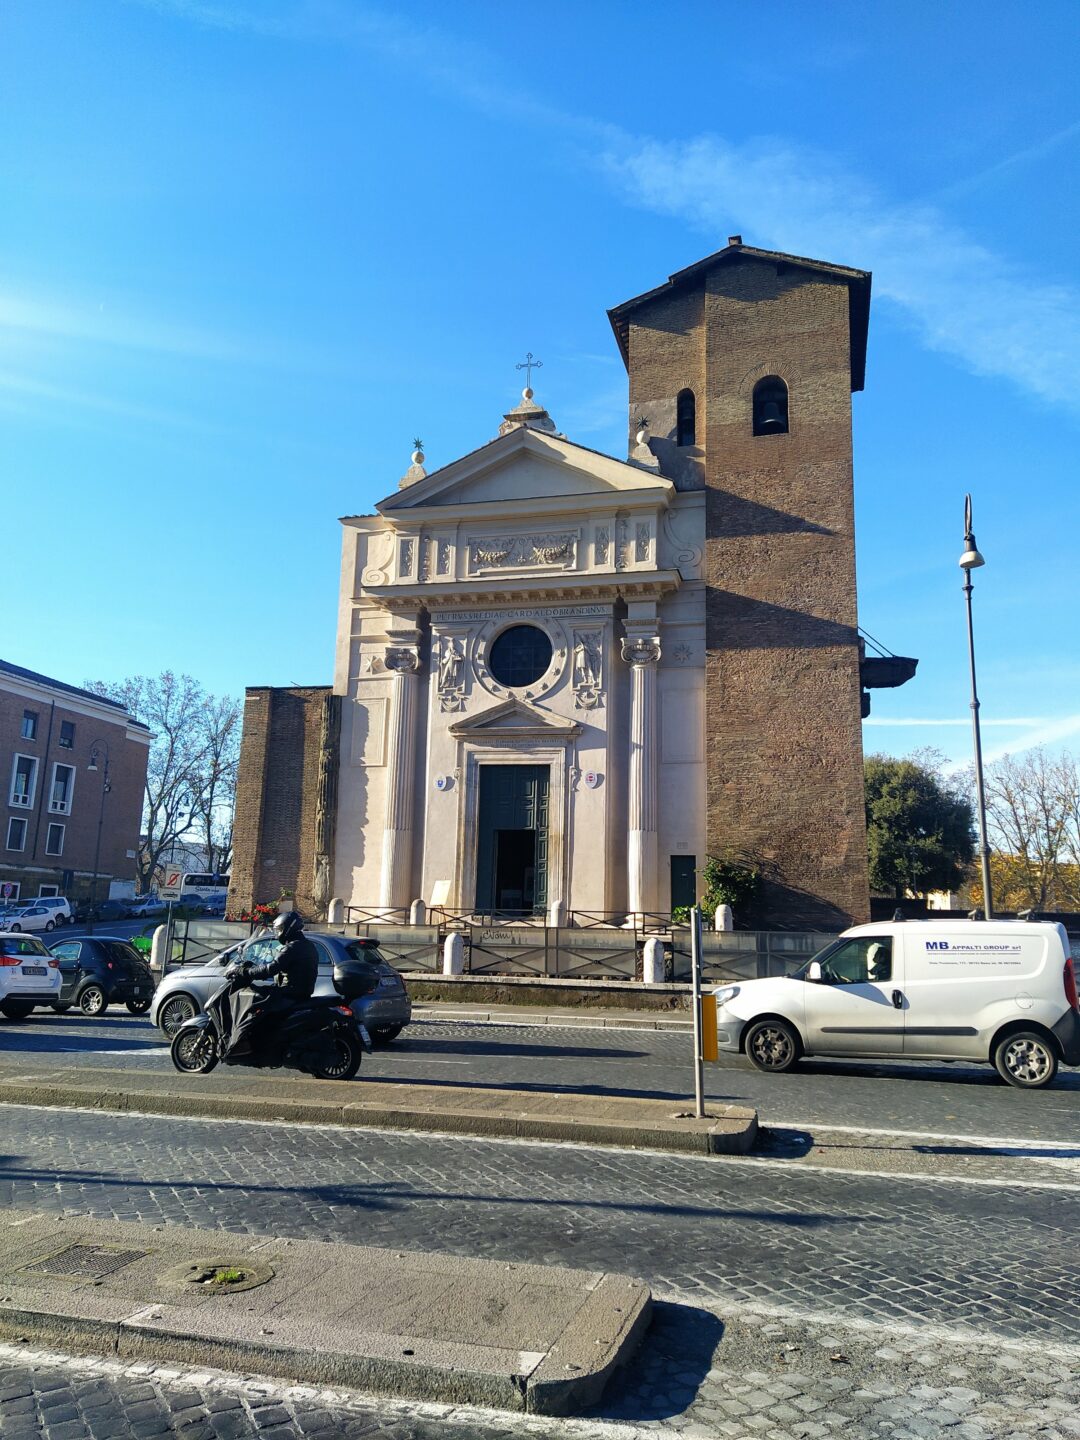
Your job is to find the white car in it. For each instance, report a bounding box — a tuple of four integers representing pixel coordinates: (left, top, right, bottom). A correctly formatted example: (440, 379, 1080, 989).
(0, 932, 62, 1018)
(713, 918, 1080, 1089)
(4, 903, 61, 934)
(34, 897, 73, 926)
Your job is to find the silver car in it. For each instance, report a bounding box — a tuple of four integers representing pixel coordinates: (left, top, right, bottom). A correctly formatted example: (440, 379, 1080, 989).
(150, 932, 412, 1042)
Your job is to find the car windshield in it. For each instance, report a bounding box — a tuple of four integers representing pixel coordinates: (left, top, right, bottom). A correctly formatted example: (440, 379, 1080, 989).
(343, 941, 384, 968)
(792, 941, 845, 980)
(0, 936, 50, 957)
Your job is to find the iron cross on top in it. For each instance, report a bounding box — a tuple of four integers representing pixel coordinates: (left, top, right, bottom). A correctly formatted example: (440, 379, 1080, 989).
(516, 351, 543, 390)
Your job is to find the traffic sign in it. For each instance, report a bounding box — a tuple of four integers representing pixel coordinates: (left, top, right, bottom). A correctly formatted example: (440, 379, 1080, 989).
(160, 868, 183, 901)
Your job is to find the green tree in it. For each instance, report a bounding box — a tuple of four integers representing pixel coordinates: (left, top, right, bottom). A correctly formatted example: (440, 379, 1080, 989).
(865, 753, 975, 899)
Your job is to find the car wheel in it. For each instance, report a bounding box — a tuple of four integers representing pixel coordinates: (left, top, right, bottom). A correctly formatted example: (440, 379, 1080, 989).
(993, 1030, 1058, 1089)
(45, 919, 55, 932)
(312, 1034, 361, 1081)
(8, 923, 20, 933)
(371, 1024, 404, 1044)
(1, 999, 35, 1020)
(78, 984, 107, 1017)
(126, 998, 152, 1015)
(744, 1018, 801, 1073)
(159, 994, 198, 1037)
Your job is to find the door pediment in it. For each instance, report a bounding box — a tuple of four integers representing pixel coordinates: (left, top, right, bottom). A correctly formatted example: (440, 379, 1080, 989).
(448, 697, 583, 741)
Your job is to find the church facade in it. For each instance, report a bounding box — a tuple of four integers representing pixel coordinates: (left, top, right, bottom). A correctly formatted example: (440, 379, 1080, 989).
(230, 239, 889, 929)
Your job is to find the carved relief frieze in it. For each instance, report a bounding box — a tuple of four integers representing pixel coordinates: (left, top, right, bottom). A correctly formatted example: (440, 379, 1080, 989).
(360, 531, 395, 587)
(467, 531, 577, 573)
(635, 523, 651, 563)
(398, 538, 414, 577)
(615, 512, 630, 572)
(594, 527, 609, 566)
(436, 538, 452, 576)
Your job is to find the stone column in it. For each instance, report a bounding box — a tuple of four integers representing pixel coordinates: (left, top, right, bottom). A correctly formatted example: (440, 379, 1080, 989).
(622, 628, 661, 916)
(379, 642, 421, 909)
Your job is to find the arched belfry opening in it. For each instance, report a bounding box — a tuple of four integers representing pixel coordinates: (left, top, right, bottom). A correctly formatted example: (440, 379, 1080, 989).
(752, 376, 789, 436)
(676, 388, 696, 447)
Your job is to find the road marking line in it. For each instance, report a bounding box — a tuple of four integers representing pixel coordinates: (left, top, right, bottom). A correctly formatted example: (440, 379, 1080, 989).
(3, 1100, 1080, 1189)
(768, 1119, 1080, 1149)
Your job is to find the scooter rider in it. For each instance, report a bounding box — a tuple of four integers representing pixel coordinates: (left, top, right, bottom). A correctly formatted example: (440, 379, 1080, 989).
(233, 910, 320, 1053)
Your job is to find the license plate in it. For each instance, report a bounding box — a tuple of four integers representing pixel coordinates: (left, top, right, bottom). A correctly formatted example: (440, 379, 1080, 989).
(21, 966, 47, 977)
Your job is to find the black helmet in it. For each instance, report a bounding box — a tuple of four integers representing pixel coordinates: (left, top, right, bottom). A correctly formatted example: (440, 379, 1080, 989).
(272, 910, 303, 942)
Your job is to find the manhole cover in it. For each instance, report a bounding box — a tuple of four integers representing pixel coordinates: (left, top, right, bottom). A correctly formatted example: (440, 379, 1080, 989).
(22, 1244, 147, 1280)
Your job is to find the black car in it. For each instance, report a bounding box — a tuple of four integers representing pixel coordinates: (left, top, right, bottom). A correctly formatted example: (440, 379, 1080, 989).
(47, 936, 156, 1016)
(73, 898, 130, 924)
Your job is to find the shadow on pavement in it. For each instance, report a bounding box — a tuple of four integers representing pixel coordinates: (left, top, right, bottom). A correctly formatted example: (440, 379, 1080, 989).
(587, 1300, 724, 1423)
(393, 1036, 649, 1061)
(0, 1159, 866, 1227)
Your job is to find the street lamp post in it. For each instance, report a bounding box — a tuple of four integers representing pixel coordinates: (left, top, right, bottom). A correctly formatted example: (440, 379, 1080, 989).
(959, 495, 993, 919)
(86, 741, 112, 935)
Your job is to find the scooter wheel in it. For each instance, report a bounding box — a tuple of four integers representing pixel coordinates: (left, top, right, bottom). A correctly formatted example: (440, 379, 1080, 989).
(312, 1034, 361, 1081)
(171, 1028, 219, 1074)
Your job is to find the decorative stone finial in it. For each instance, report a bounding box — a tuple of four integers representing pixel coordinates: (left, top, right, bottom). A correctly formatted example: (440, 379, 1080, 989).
(399, 437, 428, 489)
(629, 414, 659, 471)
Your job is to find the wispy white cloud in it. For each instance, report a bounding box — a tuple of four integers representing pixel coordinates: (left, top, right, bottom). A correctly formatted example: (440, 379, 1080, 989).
(980, 714, 1080, 764)
(132, 0, 1080, 413)
(864, 717, 1047, 727)
(599, 135, 1080, 412)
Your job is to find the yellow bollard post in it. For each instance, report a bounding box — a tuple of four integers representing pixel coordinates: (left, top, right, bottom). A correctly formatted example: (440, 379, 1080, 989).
(700, 993, 718, 1063)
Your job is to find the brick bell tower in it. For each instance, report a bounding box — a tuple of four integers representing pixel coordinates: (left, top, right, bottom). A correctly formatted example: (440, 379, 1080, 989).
(609, 239, 872, 927)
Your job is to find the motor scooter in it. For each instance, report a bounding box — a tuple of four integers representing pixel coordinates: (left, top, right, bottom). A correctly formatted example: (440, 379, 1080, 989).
(169, 954, 376, 1081)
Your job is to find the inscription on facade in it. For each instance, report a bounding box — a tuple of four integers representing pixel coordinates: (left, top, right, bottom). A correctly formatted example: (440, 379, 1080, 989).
(468, 532, 577, 572)
(438, 605, 609, 623)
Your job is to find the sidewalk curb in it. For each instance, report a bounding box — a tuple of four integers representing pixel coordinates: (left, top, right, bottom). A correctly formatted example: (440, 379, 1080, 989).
(414, 1005, 694, 1031)
(0, 1211, 652, 1415)
(0, 1071, 757, 1155)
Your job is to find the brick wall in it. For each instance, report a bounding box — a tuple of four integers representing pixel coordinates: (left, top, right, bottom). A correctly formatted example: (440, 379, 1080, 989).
(628, 256, 870, 927)
(227, 686, 331, 919)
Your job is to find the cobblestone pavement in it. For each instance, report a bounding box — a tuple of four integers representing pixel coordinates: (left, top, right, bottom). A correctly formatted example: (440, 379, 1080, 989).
(2, 1306, 1078, 1439)
(4, 1011, 1080, 1144)
(1, 1106, 1078, 1342)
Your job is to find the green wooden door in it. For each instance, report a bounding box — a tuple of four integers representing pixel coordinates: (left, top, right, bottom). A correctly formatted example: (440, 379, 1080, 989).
(475, 765, 550, 913)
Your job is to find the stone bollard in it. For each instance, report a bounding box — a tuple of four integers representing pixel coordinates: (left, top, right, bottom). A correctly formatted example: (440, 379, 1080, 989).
(443, 931, 464, 976)
(409, 898, 427, 926)
(642, 936, 665, 985)
(327, 897, 345, 925)
(714, 903, 734, 932)
(547, 898, 566, 928)
(150, 924, 170, 976)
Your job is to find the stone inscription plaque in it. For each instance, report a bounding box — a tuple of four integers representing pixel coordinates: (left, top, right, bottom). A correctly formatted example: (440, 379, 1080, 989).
(438, 605, 609, 623)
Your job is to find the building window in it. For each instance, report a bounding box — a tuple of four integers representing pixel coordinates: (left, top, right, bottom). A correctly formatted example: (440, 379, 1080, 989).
(487, 625, 554, 688)
(45, 823, 65, 857)
(38, 884, 59, 897)
(21, 710, 38, 741)
(50, 763, 76, 814)
(676, 388, 696, 447)
(59, 720, 76, 749)
(752, 376, 789, 436)
(6, 817, 27, 851)
(9, 754, 37, 808)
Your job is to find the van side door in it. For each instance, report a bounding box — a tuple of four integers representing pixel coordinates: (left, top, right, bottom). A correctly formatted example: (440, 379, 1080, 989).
(802, 935, 904, 1054)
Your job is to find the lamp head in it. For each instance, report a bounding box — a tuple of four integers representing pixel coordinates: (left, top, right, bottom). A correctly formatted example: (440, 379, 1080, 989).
(87, 755, 98, 772)
(960, 492, 986, 570)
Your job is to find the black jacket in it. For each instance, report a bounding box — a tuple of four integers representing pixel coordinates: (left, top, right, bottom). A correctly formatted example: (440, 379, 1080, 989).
(248, 933, 319, 999)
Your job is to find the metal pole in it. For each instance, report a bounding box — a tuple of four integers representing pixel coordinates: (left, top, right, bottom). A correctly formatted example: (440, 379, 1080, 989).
(690, 904, 705, 1119)
(87, 779, 106, 936)
(963, 570, 994, 918)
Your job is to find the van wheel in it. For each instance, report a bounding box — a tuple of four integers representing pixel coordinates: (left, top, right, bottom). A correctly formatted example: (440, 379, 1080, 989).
(1, 1000, 35, 1020)
(993, 1031, 1058, 1089)
(745, 1018, 800, 1073)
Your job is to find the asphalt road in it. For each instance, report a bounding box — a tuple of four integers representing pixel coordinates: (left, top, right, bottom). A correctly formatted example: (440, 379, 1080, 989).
(2, 1007, 1078, 1144)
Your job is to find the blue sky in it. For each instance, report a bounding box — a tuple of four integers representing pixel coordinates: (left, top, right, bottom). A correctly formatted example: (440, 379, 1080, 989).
(2, 0, 1078, 769)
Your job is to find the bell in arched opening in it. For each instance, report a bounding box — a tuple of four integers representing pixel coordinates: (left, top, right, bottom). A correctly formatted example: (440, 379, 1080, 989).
(752, 376, 789, 436)
(676, 387, 696, 447)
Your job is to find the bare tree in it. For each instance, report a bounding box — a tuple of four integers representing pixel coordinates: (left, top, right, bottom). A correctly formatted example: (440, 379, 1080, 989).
(979, 749, 1080, 911)
(85, 672, 241, 894)
(188, 693, 241, 878)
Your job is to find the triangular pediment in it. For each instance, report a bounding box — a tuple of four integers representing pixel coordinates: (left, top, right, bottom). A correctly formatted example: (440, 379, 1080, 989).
(377, 426, 672, 514)
(448, 696, 582, 740)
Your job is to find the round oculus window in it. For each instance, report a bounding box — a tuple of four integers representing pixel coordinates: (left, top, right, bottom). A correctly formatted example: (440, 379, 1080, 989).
(487, 624, 553, 688)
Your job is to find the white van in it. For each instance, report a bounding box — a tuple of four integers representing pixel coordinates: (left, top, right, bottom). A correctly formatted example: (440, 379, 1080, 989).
(713, 919, 1080, 1088)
